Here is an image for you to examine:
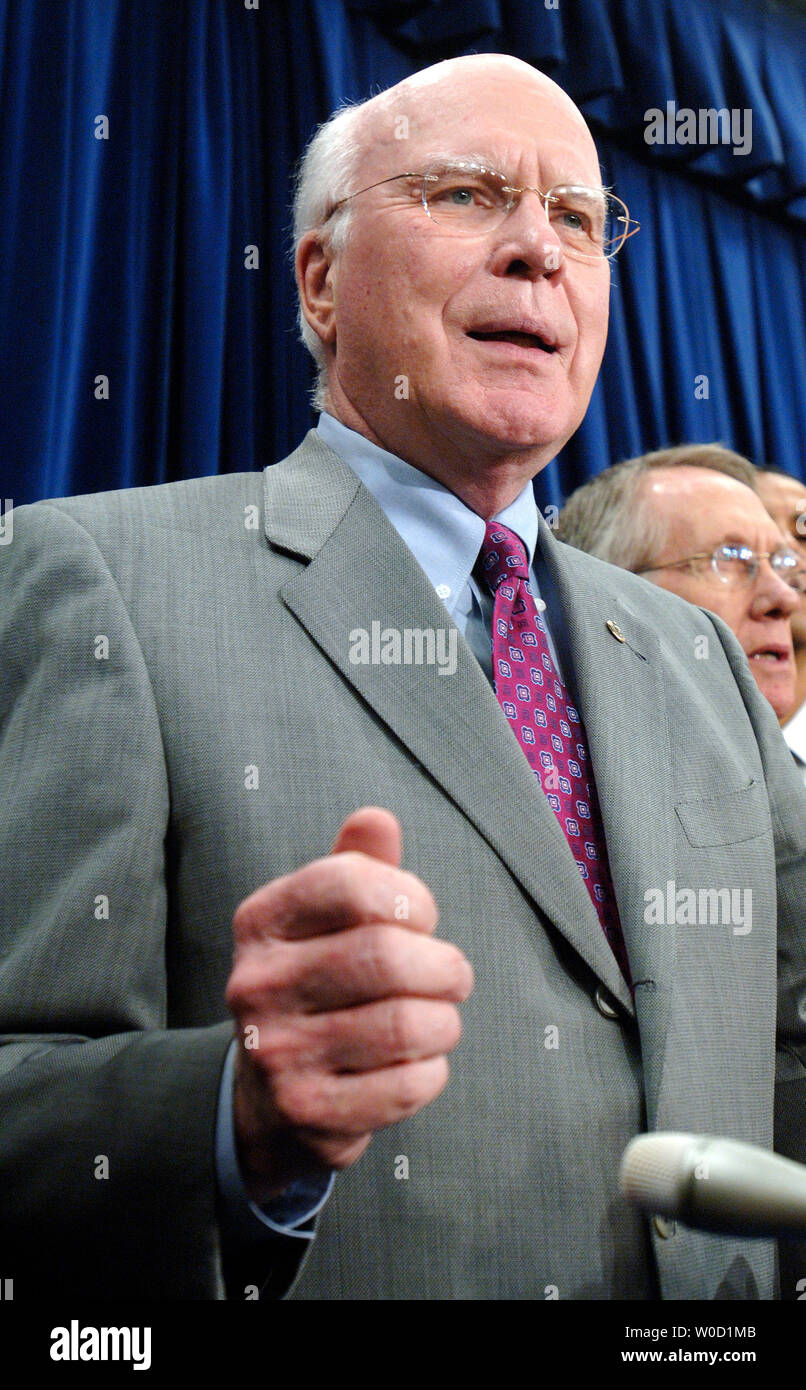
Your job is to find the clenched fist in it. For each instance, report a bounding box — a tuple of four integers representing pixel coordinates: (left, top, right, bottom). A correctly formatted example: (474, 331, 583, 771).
(226, 807, 473, 1201)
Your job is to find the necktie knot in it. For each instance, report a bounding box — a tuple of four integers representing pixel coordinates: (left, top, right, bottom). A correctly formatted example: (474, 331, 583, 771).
(480, 522, 530, 591)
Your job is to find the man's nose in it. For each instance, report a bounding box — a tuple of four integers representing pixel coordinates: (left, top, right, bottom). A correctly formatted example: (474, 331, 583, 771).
(487, 191, 565, 278)
(751, 559, 802, 616)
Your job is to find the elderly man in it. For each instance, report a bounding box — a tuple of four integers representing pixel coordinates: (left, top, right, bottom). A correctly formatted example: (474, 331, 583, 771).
(755, 466, 806, 780)
(556, 444, 802, 722)
(2, 56, 806, 1303)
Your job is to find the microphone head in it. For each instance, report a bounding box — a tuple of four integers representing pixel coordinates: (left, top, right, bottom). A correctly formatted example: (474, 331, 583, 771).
(621, 1130, 806, 1237)
(620, 1132, 706, 1216)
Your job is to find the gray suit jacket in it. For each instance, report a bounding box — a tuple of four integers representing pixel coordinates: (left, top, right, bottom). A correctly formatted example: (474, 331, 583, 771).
(2, 431, 806, 1300)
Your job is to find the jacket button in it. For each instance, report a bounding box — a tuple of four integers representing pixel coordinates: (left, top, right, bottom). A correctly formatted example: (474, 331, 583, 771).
(594, 984, 620, 1019)
(653, 1215, 676, 1239)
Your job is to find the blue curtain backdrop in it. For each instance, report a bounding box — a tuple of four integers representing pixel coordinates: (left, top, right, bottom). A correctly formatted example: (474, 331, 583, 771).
(0, 0, 804, 511)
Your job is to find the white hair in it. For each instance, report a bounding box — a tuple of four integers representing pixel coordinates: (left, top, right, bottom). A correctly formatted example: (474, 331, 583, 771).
(292, 102, 368, 409)
(556, 445, 758, 571)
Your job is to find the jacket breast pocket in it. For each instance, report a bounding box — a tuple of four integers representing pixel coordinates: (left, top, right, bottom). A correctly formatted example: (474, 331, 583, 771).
(674, 779, 771, 848)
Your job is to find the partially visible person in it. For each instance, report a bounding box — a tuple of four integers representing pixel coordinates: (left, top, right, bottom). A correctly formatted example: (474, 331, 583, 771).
(756, 466, 806, 781)
(557, 445, 802, 721)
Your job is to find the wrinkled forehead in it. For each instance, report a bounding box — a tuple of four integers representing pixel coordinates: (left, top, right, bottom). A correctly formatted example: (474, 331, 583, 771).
(701, 502, 791, 553)
(647, 469, 791, 548)
(353, 66, 603, 189)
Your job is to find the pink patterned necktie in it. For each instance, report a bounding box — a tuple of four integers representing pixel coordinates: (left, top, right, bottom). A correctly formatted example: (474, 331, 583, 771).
(480, 522, 631, 984)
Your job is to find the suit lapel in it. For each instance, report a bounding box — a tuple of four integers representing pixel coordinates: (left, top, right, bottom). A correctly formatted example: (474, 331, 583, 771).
(262, 435, 672, 1024)
(539, 520, 676, 1116)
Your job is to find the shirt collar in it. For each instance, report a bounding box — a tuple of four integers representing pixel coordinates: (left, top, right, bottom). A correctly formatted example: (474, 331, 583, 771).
(783, 696, 806, 763)
(316, 413, 539, 616)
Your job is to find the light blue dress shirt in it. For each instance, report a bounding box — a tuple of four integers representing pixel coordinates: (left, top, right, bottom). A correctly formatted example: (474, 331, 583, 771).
(216, 411, 563, 1245)
(316, 412, 563, 678)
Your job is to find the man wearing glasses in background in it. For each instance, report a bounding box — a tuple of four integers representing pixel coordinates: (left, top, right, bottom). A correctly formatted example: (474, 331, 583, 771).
(755, 466, 806, 783)
(3, 54, 806, 1303)
(556, 445, 804, 724)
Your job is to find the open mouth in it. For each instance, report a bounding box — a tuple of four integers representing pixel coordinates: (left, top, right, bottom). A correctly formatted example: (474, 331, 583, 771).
(749, 649, 789, 663)
(468, 330, 557, 353)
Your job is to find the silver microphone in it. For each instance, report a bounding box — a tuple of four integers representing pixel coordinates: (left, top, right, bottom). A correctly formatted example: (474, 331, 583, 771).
(620, 1132, 806, 1237)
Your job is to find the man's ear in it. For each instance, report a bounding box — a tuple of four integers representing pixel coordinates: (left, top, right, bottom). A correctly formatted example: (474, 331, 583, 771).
(295, 231, 336, 347)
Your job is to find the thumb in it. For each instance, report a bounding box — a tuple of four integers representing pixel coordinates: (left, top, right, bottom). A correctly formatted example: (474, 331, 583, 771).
(330, 806, 402, 867)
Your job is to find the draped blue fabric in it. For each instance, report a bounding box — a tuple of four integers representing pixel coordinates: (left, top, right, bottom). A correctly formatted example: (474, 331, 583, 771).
(0, 0, 804, 510)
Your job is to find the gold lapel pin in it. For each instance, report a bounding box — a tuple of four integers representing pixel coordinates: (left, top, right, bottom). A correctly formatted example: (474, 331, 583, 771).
(606, 619, 626, 643)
